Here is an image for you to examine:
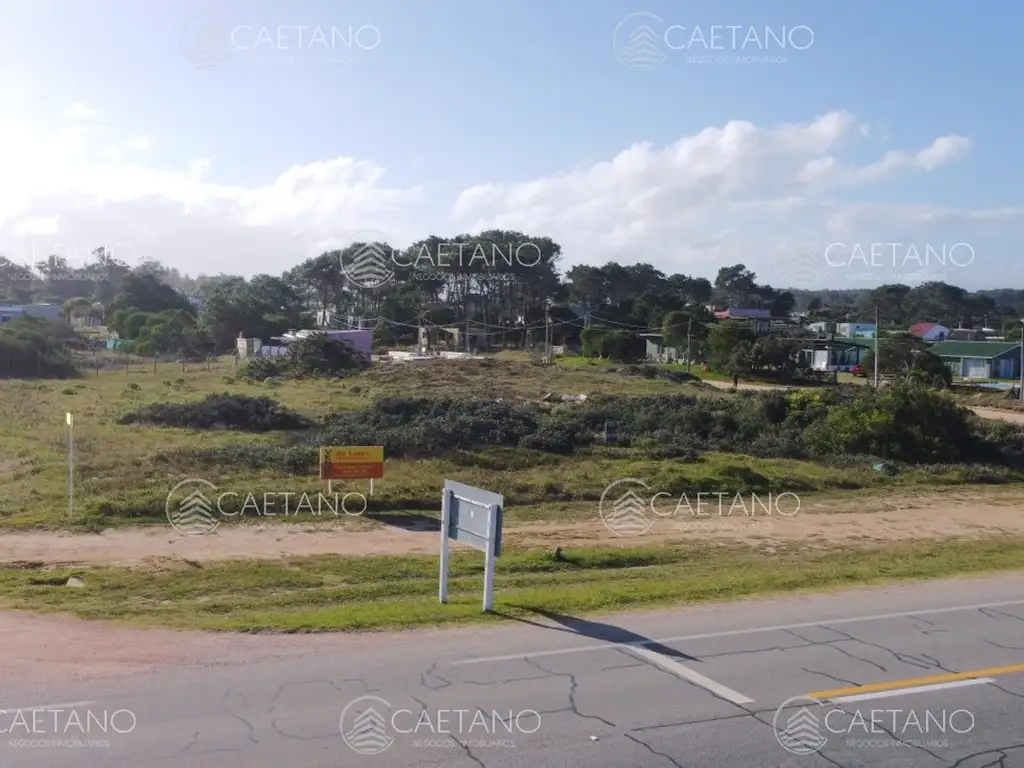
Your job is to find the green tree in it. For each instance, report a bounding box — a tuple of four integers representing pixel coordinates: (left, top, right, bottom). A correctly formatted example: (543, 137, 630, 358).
(708, 320, 755, 371)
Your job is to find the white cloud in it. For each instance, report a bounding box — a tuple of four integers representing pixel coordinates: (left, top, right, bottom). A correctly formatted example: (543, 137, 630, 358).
(0, 110, 425, 275)
(14, 215, 59, 236)
(0, 105, 1018, 288)
(125, 137, 151, 151)
(452, 111, 1019, 288)
(63, 102, 97, 120)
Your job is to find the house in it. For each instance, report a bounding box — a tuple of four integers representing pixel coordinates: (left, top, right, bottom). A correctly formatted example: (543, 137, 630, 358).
(640, 333, 689, 363)
(910, 322, 950, 342)
(0, 303, 61, 323)
(948, 328, 986, 341)
(836, 322, 876, 339)
(713, 308, 771, 334)
(929, 340, 1022, 380)
(237, 329, 373, 360)
(713, 307, 770, 320)
(799, 337, 874, 372)
(442, 325, 489, 352)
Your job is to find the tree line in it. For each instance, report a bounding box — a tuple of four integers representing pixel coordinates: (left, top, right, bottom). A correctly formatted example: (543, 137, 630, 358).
(1, 234, 1023, 359)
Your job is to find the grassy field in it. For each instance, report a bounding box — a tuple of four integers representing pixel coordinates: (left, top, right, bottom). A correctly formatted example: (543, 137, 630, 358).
(2, 352, 1023, 633)
(1, 355, 1019, 531)
(2, 537, 1022, 631)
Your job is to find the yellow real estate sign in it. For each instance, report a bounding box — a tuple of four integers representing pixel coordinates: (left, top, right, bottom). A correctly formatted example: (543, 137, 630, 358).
(319, 446, 384, 480)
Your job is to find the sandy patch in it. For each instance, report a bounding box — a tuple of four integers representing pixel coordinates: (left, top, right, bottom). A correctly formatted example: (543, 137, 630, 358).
(0, 491, 1021, 566)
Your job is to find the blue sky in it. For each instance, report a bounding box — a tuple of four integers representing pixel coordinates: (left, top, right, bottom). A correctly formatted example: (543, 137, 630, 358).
(0, 0, 1020, 290)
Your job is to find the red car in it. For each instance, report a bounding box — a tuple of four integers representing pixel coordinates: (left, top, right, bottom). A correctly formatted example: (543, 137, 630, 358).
(850, 365, 867, 377)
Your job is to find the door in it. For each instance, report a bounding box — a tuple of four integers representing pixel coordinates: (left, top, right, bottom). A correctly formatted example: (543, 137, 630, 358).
(963, 358, 989, 379)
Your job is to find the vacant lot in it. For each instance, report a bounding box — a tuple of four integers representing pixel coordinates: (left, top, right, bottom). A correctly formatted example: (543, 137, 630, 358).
(1, 354, 1023, 635)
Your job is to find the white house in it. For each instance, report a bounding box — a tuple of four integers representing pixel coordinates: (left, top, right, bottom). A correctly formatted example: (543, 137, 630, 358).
(910, 322, 950, 342)
(0, 303, 61, 324)
(836, 322, 876, 339)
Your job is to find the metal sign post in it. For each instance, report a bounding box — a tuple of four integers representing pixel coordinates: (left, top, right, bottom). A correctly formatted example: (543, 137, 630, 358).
(66, 412, 74, 517)
(439, 486, 451, 603)
(439, 480, 503, 612)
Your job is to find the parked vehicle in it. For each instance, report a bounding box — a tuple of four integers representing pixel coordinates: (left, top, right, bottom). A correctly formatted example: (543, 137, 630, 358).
(851, 365, 867, 377)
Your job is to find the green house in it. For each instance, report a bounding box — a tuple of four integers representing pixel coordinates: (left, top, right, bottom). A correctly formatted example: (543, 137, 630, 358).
(929, 340, 1022, 380)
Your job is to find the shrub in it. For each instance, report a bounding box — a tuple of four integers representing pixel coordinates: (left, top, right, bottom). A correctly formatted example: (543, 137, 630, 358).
(0, 317, 78, 378)
(239, 336, 370, 380)
(119, 393, 309, 431)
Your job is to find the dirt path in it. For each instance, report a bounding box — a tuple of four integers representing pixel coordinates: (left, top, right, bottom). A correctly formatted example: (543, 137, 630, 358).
(1, 491, 1021, 566)
(971, 407, 1024, 425)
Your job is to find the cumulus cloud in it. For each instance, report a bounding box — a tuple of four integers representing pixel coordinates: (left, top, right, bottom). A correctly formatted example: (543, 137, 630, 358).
(0, 104, 1019, 288)
(0, 110, 425, 275)
(452, 111, 1019, 288)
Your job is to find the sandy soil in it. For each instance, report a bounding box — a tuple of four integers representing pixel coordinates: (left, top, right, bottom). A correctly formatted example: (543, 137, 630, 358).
(0, 491, 1021, 683)
(971, 406, 1024, 425)
(1, 491, 1021, 567)
(0, 493, 1022, 684)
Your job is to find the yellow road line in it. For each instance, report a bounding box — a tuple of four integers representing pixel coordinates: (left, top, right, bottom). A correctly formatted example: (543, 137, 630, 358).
(809, 662, 1024, 700)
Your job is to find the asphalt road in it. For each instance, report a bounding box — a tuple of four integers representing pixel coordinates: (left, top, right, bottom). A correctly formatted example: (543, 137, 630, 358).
(3, 574, 1024, 767)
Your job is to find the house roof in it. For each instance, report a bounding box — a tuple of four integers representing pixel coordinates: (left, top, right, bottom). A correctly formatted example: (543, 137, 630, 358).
(714, 308, 771, 319)
(910, 322, 946, 334)
(802, 336, 875, 349)
(929, 340, 1022, 359)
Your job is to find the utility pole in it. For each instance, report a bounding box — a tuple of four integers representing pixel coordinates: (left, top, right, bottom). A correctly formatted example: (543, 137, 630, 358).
(1019, 320, 1023, 402)
(873, 304, 880, 389)
(686, 315, 692, 372)
(546, 305, 552, 363)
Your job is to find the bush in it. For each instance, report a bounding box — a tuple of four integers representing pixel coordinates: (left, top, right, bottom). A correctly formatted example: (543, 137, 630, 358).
(803, 383, 999, 464)
(239, 335, 370, 380)
(0, 317, 78, 378)
(119, 393, 309, 431)
(178, 383, 1024, 469)
(241, 356, 287, 380)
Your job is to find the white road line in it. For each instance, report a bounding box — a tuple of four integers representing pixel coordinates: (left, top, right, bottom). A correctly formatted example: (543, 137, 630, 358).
(830, 678, 992, 703)
(627, 645, 754, 705)
(452, 597, 1024, 666)
(4, 701, 96, 710)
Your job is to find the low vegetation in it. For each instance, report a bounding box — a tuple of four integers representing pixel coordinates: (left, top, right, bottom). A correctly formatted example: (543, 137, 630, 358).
(2, 537, 1022, 631)
(119, 393, 310, 431)
(0, 316, 79, 379)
